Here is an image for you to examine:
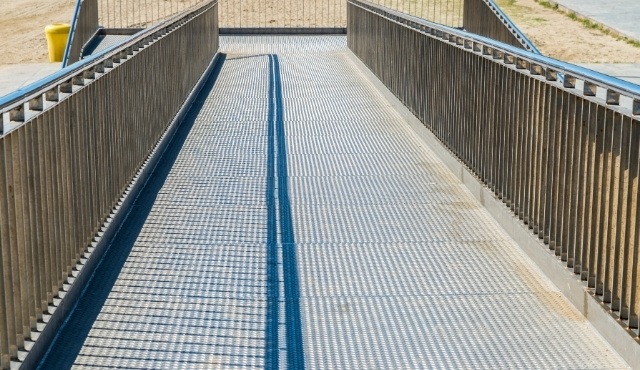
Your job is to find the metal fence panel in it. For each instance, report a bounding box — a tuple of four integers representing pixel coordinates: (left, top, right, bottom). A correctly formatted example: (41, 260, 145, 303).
(217, 0, 465, 29)
(98, 0, 204, 28)
(0, 2, 218, 367)
(463, 0, 537, 52)
(65, 0, 99, 65)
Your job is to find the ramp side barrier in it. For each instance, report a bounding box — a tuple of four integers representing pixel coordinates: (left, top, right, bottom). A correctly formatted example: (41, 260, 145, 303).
(218, 0, 466, 30)
(349, 0, 640, 346)
(97, 0, 204, 28)
(0, 2, 218, 368)
(357, 0, 463, 28)
(64, 0, 207, 65)
(219, 0, 348, 29)
(463, 0, 539, 52)
(63, 0, 99, 66)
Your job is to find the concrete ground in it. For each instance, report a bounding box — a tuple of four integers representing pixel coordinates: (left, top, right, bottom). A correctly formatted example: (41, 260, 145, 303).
(0, 63, 61, 99)
(552, 0, 640, 84)
(551, 0, 640, 42)
(578, 63, 640, 85)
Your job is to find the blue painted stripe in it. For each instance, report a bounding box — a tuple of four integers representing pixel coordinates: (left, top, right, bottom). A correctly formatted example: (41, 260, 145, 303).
(264, 54, 280, 370)
(269, 54, 306, 370)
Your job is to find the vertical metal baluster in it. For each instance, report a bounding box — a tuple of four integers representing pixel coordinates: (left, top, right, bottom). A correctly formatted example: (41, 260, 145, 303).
(612, 115, 631, 313)
(511, 68, 523, 212)
(604, 112, 623, 304)
(39, 111, 54, 308)
(565, 93, 580, 266)
(11, 127, 32, 343)
(580, 101, 596, 281)
(0, 137, 18, 362)
(560, 91, 574, 260)
(586, 103, 603, 287)
(627, 117, 640, 330)
(619, 119, 638, 326)
(489, 60, 500, 194)
(497, 63, 509, 200)
(572, 98, 588, 274)
(594, 108, 614, 296)
(513, 72, 526, 218)
(63, 97, 77, 290)
(527, 78, 539, 231)
(518, 74, 531, 222)
(21, 120, 39, 334)
(32, 113, 50, 315)
(546, 87, 562, 250)
(5, 132, 26, 352)
(552, 90, 569, 255)
(28, 113, 48, 328)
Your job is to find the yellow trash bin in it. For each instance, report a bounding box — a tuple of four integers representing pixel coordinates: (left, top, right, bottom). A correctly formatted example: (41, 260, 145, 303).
(44, 23, 71, 62)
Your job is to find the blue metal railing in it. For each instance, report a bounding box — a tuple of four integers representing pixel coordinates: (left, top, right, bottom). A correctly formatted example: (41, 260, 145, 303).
(1, 27, 144, 115)
(62, 0, 84, 67)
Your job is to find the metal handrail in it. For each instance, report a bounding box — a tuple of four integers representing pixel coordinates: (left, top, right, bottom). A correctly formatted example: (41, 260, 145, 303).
(62, 0, 84, 67)
(465, 0, 541, 54)
(473, 0, 540, 54)
(351, 0, 640, 113)
(0, 1, 214, 130)
(1, 28, 139, 111)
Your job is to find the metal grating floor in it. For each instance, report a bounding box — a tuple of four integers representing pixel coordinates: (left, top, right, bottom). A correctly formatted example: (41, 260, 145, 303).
(40, 36, 630, 369)
(82, 34, 135, 57)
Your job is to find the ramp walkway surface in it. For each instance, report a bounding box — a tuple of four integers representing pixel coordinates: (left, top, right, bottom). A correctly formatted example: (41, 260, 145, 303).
(0, 63, 61, 98)
(37, 36, 630, 369)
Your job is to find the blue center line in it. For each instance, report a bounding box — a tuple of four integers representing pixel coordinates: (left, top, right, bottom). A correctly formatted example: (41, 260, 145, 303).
(265, 54, 305, 370)
(265, 54, 280, 370)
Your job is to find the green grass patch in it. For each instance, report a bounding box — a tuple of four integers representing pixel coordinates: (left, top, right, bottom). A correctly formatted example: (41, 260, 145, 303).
(536, 0, 558, 10)
(625, 38, 640, 48)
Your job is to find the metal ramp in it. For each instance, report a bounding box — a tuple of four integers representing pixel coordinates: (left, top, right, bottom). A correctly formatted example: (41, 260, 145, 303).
(38, 36, 630, 369)
(81, 30, 140, 58)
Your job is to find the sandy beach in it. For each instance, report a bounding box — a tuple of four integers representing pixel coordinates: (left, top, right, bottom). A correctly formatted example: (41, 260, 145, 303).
(0, 0, 638, 66)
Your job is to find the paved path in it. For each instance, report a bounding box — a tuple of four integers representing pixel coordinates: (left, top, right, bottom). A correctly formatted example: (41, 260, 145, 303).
(578, 63, 640, 85)
(0, 63, 61, 98)
(551, 0, 640, 41)
(546, 1, 640, 86)
(37, 35, 629, 369)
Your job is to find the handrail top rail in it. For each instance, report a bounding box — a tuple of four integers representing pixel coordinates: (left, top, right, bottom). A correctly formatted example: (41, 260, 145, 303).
(349, 0, 640, 112)
(62, 0, 84, 68)
(0, 0, 217, 116)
